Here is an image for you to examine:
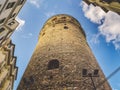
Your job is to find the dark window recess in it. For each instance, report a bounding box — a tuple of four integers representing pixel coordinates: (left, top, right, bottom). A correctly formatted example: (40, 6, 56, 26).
(82, 69, 87, 76)
(10, 13, 16, 18)
(0, 18, 6, 24)
(0, 4, 2, 8)
(8, 21, 15, 26)
(42, 32, 45, 36)
(93, 69, 99, 76)
(23, 76, 34, 86)
(52, 17, 57, 22)
(19, 0, 24, 5)
(23, 78, 30, 87)
(0, 36, 4, 41)
(23, 78, 27, 84)
(48, 75, 53, 80)
(61, 16, 66, 19)
(29, 76, 34, 83)
(64, 26, 68, 29)
(0, 27, 5, 33)
(48, 59, 59, 70)
(6, 2, 15, 9)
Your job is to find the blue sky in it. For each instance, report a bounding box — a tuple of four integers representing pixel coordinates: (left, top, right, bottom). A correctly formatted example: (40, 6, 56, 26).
(11, 0, 120, 90)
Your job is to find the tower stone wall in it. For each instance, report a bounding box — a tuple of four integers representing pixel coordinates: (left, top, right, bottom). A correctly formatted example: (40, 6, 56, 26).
(18, 14, 111, 90)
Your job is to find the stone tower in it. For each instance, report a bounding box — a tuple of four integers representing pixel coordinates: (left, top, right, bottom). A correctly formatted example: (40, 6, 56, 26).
(18, 14, 111, 90)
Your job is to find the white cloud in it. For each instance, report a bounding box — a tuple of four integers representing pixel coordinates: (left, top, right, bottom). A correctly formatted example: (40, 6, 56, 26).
(45, 12, 56, 18)
(90, 34, 100, 44)
(21, 33, 33, 39)
(81, 1, 120, 50)
(29, 0, 44, 8)
(15, 17, 25, 31)
(81, 2, 106, 24)
(113, 88, 118, 90)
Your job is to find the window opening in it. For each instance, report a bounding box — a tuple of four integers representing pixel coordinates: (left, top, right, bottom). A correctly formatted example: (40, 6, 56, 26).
(6, 2, 15, 9)
(10, 13, 16, 18)
(8, 21, 15, 26)
(52, 17, 57, 22)
(48, 59, 59, 70)
(0, 27, 5, 33)
(64, 26, 68, 29)
(0, 18, 6, 24)
(19, 0, 24, 5)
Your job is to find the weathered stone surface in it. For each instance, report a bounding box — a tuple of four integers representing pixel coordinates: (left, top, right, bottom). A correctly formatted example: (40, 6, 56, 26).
(17, 14, 111, 90)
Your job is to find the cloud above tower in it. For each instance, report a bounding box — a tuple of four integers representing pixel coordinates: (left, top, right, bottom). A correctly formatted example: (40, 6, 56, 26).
(29, 0, 44, 8)
(81, 1, 120, 50)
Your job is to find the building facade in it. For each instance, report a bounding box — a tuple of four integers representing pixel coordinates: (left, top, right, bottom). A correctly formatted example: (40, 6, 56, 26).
(18, 14, 112, 90)
(83, 0, 120, 15)
(0, 39, 18, 90)
(0, 0, 26, 47)
(0, 0, 26, 90)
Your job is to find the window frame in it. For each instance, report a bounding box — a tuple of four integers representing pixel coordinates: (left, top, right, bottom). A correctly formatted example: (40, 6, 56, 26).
(6, 2, 15, 9)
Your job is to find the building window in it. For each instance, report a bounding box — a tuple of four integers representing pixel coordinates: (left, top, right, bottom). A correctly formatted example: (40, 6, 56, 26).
(19, 0, 24, 5)
(48, 75, 53, 80)
(48, 59, 59, 70)
(0, 27, 5, 33)
(8, 21, 15, 26)
(0, 4, 1, 9)
(0, 18, 6, 24)
(10, 13, 16, 18)
(6, 2, 15, 9)
(64, 26, 68, 29)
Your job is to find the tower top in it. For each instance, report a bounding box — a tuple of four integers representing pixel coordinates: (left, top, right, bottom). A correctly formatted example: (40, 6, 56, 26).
(40, 14, 86, 38)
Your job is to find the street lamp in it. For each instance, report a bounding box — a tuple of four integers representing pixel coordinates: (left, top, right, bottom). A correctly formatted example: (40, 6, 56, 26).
(82, 69, 99, 90)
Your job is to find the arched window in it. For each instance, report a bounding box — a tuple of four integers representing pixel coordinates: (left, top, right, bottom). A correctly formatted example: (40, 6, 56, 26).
(48, 59, 59, 70)
(64, 26, 68, 29)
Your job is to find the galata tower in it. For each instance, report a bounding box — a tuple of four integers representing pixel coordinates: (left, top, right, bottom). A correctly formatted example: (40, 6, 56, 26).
(18, 14, 111, 90)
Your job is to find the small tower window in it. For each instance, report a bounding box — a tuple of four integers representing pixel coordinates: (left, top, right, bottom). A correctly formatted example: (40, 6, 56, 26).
(52, 17, 57, 22)
(64, 26, 68, 29)
(48, 59, 59, 70)
(42, 32, 45, 36)
(29, 76, 34, 83)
